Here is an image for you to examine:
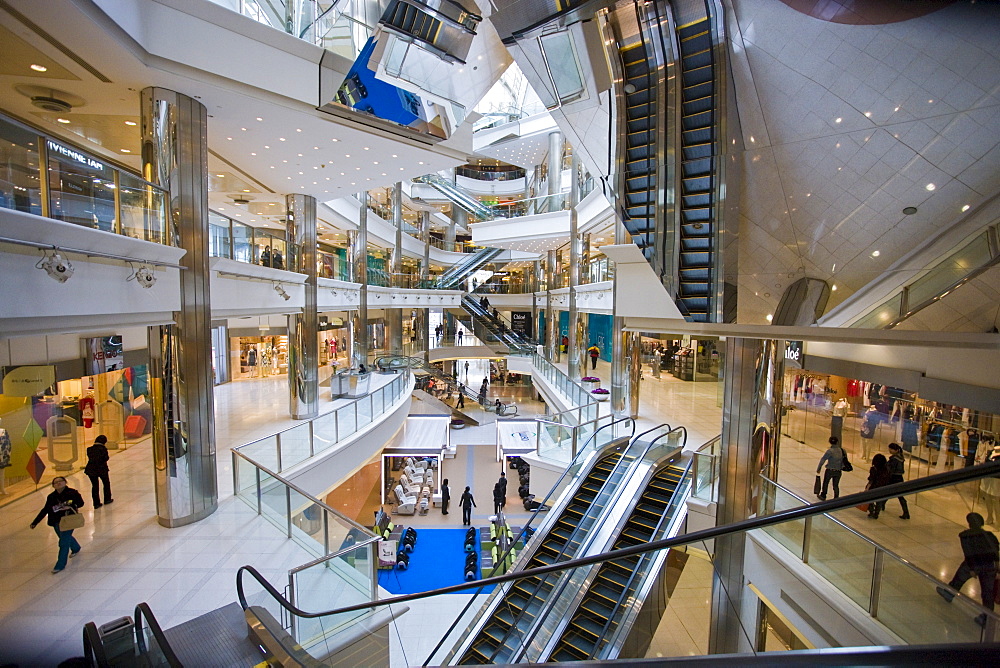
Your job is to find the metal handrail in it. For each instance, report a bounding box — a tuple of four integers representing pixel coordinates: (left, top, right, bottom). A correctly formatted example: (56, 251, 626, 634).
(426, 415, 635, 664)
(133, 602, 184, 666)
(760, 475, 1000, 620)
(82, 622, 109, 668)
(259, 461, 1000, 621)
(288, 534, 383, 576)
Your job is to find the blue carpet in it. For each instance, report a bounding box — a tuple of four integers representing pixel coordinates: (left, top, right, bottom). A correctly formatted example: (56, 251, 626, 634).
(378, 528, 495, 595)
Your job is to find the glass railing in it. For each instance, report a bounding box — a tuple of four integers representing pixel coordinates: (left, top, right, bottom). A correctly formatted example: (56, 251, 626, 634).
(759, 476, 999, 644)
(0, 113, 169, 244)
(456, 165, 526, 181)
(230, 0, 382, 60)
(850, 227, 999, 329)
(691, 434, 721, 502)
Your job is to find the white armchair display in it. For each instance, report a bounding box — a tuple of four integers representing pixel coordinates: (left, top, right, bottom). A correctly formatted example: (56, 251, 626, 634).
(405, 457, 427, 476)
(404, 465, 425, 485)
(399, 474, 421, 497)
(393, 485, 416, 515)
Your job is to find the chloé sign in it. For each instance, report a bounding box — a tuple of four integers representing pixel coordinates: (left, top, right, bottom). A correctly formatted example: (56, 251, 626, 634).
(784, 341, 802, 368)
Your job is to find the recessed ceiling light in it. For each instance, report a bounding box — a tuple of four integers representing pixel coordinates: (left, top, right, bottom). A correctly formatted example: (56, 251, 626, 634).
(227, 137, 233, 140)
(216, 173, 225, 177)
(834, 117, 842, 123)
(241, 127, 247, 131)
(831, 284, 838, 291)
(279, 138, 286, 141)
(256, 117, 263, 121)
(345, 154, 350, 158)
(902, 207, 918, 215)
(120, 148, 131, 153)
(125, 120, 137, 126)
(243, 189, 250, 193)
(962, 204, 970, 212)
(251, 152, 256, 156)
(296, 128, 302, 132)
(871, 250, 880, 257)
(56, 118, 70, 124)
(264, 145, 269, 149)
(31, 63, 49, 72)
(864, 111, 872, 118)
(925, 183, 935, 191)
(363, 147, 369, 151)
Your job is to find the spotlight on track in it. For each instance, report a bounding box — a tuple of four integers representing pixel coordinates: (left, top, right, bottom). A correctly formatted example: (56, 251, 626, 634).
(37, 249, 74, 282)
(274, 283, 291, 301)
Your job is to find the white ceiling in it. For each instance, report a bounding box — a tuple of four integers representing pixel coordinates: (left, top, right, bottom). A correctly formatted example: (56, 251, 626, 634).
(729, 0, 1000, 328)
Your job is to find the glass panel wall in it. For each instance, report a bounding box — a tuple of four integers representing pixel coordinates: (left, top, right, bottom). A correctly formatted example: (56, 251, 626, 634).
(0, 119, 42, 215)
(46, 139, 117, 232)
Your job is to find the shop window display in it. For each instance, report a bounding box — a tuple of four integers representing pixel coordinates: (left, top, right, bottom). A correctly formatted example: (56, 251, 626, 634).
(0, 364, 151, 501)
(780, 367, 999, 527)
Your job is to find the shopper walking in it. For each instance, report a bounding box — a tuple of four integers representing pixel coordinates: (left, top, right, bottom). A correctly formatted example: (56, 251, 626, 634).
(460, 486, 476, 525)
(30, 476, 85, 573)
(588, 344, 600, 370)
(887, 443, 910, 519)
(493, 481, 506, 516)
(457, 330, 464, 345)
(84, 434, 113, 508)
(457, 385, 465, 409)
(865, 453, 892, 519)
(937, 512, 998, 620)
(816, 436, 848, 500)
(478, 378, 488, 405)
(441, 478, 451, 516)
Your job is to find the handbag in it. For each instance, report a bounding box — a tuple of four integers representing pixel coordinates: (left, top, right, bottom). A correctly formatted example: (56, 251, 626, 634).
(59, 509, 85, 531)
(813, 475, 822, 495)
(841, 452, 854, 473)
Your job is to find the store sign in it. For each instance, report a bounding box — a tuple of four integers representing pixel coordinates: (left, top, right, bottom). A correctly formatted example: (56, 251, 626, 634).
(2, 365, 56, 396)
(511, 311, 532, 337)
(784, 340, 803, 369)
(46, 139, 105, 171)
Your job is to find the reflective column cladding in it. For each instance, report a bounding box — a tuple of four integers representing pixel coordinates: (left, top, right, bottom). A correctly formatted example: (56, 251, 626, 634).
(612, 217, 639, 417)
(546, 249, 558, 362)
(141, 87, 217, 527)
(351, 194, 370, 367)
(709, 337, 784, 654)
(418, 210, 431, 360)
(568, 154, 585, 381)
(287, 193, 318, 419)
(387, 183, 403, 353)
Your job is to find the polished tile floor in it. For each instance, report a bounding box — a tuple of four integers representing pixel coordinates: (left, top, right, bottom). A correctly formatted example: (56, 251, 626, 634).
(0, 352, 989, 665)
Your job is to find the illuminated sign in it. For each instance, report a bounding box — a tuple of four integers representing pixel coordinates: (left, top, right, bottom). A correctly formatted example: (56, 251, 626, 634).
(2, 365, 56, 396)
(784, 341, 803, 368)
(46, 139, 104, 171)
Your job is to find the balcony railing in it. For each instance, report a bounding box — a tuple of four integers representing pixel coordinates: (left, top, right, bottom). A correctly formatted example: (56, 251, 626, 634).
(0, 113, 169, 244)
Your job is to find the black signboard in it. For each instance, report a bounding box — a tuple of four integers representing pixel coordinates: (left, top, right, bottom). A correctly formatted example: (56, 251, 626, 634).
(511, 311, 532, 337)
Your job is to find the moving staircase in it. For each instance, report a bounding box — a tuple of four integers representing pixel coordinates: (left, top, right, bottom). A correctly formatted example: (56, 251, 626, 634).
(548, 463, 686, 661)
(620, 42, 659, 265)
(379, 0, 482, 64)
(460, 295, 533, 350)
(458, 450, 634, 665)
(675, 15, 717, 322)
(415, 173, 497, 220)
(435, 246, 502, 289)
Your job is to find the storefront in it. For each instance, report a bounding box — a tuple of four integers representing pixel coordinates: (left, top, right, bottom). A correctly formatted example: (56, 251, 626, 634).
(232, 334, 289, 379)
(0, 355, 152, 496)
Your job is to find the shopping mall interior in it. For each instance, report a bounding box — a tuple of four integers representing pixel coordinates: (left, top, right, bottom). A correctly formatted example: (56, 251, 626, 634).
(1, 0, 999, 665)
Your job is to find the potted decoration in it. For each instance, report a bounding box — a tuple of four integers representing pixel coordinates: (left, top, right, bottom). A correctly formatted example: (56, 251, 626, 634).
(591, 387, 610, 402)
(582, 376, 601, 390)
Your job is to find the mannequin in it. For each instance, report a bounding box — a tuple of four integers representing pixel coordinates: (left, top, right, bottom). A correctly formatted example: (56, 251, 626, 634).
(831, 398, 849, 443)
(247, 346, 258, 377)
(260, 347, 271, 377)
(860, 405, 879, 461)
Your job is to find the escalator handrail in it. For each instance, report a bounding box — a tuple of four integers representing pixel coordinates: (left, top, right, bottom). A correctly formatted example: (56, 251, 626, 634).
(425, 416, 635, 664)
(82, 621, 110, 668)
(134, 601, 184, 667)
(474, 423, 681, 662)
(286, 460, 1000, 621)
(596, 457, 695, 657)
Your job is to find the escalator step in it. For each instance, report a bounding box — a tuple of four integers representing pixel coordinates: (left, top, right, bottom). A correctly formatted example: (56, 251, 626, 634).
(683, 127, 712, 145)
(681, 282, 709, 297)
(681, 251, 711, 266)
(682, 190, 711, 207)
(627, 116, 653, 133)
(684, 79, 713, 99)
(677, 19, 709, 40)
(682, 207, 711, 223)
(683, 175, 712, 192)
(683, 110, 714, 129)
(682, 48, 712, 71)
(682, 64, 713, 87)
(681, 296, 710, 310)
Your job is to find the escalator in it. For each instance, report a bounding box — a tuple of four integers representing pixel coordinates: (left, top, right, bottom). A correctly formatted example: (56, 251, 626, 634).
(458, 448, 634, 665)
(675, 14, 718, 322)
(379, 0, 482, 64)
(548, 463, 686, 661)
(435, 246, 503, 289)
(415, 172, 496, 220)
(620, 41, 659, 265)
(461, 294, 534, 351)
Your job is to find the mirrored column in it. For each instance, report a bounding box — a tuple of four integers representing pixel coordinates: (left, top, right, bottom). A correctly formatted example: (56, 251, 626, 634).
(287, 193, 318, 419)
(387, 183, 403, 353)
(141, 87, 216, 527)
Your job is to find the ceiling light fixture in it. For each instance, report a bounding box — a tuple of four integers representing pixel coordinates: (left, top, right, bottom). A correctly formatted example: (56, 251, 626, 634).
(56, 118, 70, 124)
(871, 250, 880, 257)
(962, 204, 970, 212)
(30, 64, 48, 72)
(926, 183, 935, 191)
(125, 120, 137, 126)
(37, 249, 74, 282)
(902, 207, 918, 215)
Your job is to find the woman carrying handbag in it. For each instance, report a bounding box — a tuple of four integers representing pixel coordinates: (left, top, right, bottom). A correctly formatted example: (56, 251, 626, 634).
(30, 476, 85, 573)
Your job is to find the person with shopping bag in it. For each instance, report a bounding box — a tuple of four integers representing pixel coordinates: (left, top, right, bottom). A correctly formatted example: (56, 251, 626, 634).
(30, 476, 85, 573)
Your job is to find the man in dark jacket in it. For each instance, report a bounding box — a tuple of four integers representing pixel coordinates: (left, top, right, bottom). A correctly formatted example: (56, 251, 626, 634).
(493, 481, 506, 516)
(85, 434, 113, 508)
(460, 486, 476, 525)
(937, 512, 999, 618)
(441, 478, 451, 516)
(30, 476, 85, 572)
